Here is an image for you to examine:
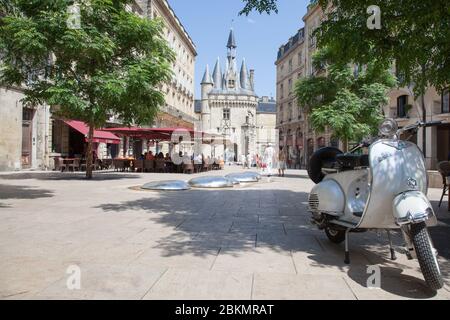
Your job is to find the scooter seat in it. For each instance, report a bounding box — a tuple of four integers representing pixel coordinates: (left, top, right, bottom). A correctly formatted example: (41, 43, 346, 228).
(336, 154, 362, 170)
(359, 154, 369, 167)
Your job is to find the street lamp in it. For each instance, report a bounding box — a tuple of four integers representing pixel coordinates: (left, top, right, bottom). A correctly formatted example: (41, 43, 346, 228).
(243, 111, 256, 156)
(219, 118, 231, 162)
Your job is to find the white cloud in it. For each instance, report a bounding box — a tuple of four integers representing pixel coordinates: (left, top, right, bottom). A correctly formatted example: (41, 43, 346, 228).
(247, 18, 256, 24)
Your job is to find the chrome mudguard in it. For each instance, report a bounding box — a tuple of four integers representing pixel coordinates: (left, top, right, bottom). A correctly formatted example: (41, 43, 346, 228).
(393, 191, 437, 226)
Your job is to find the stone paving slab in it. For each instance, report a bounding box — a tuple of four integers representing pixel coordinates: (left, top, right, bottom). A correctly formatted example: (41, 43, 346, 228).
(34, 263, 167, 300)
(142, 268, 253, 300)
(211, 246, 297, 274)
(252, 273, 357, 300)
(0, 167, 449, 299)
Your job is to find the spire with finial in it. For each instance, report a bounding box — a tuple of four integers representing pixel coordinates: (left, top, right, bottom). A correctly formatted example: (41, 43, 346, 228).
(227, 28, 236, 49)
(212, 57, 222, 89)
(240, 58, 249, 90)
(201, 64, 213, 84)
(227, 28, 236, 63)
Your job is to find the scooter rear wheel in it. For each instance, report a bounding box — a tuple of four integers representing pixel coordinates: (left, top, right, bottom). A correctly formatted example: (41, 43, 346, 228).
(411, 222, 443, 291)
(325, 227, 346, 244)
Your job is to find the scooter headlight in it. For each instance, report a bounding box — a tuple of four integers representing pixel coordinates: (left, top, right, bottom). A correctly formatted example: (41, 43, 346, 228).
(379, 118, 398, 137)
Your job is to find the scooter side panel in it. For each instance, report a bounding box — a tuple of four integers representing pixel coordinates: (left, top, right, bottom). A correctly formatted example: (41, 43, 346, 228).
(358, 140, 427, 229)
(324, 170, 369, 225)
(309, 179, 345, 215)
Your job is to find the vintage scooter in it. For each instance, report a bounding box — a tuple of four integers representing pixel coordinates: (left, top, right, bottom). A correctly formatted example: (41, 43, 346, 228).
(308, 118, 444, 290)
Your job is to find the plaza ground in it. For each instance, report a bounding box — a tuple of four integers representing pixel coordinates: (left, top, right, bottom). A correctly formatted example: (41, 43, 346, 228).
(0, 166, 449, 300)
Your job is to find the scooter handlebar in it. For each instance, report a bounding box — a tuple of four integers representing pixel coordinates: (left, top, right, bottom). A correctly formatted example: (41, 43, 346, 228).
(422, 120, 443, 128)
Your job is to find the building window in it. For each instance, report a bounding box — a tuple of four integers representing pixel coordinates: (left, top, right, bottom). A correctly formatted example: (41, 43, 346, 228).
(223, 108, 230, 120)
(288, 102, 292, 120)
(330, 137, 339, 148)
(442, 88, 449, 113)
(228, 80, 235, 88)
(298, 52, 303, 66)
(288, 59, 293, 72)
(397, 95, 408, 118)
(280, 84, 284, 99)
(288, 79, 293, 94)
(317, 137, 326, 148)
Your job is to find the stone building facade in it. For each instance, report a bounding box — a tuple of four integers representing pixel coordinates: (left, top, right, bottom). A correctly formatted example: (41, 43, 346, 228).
(276, 2, 449, 170)
(0, 0, 197, 171)
(385, 86, 450, 169)
(255, 97, 277, 157)
(197, 29, 276, 162)
(136, 0, 197, 128)
(0, 87, 51, 171)
(275, 3, 334, 169)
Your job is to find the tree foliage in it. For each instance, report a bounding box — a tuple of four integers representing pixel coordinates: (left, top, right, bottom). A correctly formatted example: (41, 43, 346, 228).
(239, 0, 278, 15)
(296, 48, 397, 149)
(0, 0, 175, 178)
(240, 0, 449, 95)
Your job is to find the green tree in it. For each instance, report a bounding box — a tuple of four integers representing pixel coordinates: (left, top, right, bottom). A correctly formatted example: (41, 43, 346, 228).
(239, 0, 448, 92)
(239, 0, 449, 153)
(296, 48, 397, 151)
(0, 0, 174, 179)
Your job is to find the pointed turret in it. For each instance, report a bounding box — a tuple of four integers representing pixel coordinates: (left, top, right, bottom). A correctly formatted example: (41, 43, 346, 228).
(240, 58, 249, 90)
(227, 28, 237, 63)
(201, 64, 213, 84)
(212, 57, 222, 89)
(221, 74, 227, 90)
(227, 28, 236, 49)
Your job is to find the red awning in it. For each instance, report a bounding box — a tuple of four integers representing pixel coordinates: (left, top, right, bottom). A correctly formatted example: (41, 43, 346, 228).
(101, 127, 170, 140)
(101, 127, 225, 144)
(64, 120, 121, 144)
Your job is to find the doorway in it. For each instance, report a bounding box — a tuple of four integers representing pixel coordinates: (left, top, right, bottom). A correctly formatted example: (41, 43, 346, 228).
(21, 108, 34, 168)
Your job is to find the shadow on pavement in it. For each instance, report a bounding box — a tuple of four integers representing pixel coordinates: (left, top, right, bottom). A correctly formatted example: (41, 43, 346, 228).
(281, 173, 311, 179)
(0, 171, 140, 181)
(96, 187, 449, 298)
(0, 184, 54, 200)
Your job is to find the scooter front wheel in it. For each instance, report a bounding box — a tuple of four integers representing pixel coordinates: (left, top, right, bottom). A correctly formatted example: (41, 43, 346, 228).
(325, 227, 346, 244)
(411, 222, 443, 291)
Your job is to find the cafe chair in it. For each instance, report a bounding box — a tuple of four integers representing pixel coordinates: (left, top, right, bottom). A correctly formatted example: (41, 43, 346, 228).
(155, 159, 166, 173)
(134, 159, 144, 172)
(144, 159, 155, 172)
(113, 159, 124, 172)
(68, 158, 81, 172)
(183, 162, 194, 174)
(57, 157, 67, 172)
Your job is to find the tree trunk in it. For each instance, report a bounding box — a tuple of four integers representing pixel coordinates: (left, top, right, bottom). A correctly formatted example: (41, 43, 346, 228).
(86, 124, 94, 179)
(343, 138, 349, 153)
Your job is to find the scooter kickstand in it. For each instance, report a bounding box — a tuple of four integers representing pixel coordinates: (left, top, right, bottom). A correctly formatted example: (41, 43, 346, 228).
(386, 230, 397, 261)
(344, 229, 351, 264)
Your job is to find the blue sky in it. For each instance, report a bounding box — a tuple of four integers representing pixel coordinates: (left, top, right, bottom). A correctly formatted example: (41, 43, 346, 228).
(169, 0, 309, 99)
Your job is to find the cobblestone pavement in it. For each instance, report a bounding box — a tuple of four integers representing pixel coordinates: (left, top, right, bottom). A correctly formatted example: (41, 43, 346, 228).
(0, 166, 449, 300)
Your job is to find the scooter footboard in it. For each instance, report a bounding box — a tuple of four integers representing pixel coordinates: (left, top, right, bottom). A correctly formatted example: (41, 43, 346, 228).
(392, 191, 437, 227)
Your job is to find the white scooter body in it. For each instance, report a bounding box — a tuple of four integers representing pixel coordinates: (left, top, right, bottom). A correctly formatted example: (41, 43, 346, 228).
(308, 119, 444, 290)
(309, 139, 437, 230)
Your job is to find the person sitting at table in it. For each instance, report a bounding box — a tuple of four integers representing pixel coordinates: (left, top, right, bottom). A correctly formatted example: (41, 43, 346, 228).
(194, 153, 202, 164)
(146, 151, 155, 160)
(164, 153, 171, 161)
(157, 152, 164, 159)
(138, 153, 145, 160)
(182, 152, 191, 164)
